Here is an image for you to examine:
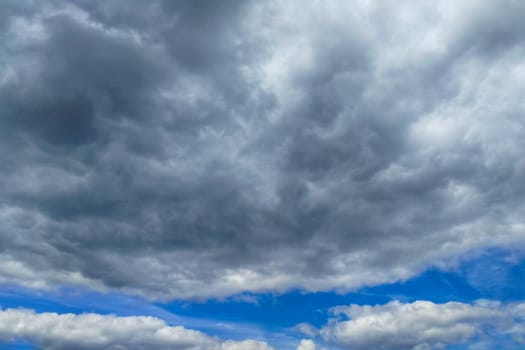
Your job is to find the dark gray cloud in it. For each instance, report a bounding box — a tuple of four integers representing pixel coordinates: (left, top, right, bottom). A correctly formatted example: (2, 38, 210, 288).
(0, 0, 524, 298)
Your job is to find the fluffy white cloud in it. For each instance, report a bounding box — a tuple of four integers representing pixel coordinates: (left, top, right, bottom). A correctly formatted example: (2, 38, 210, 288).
(320, 300, 525, 350)
(296, 339, 316, 350)
(0, 308, 274, 350)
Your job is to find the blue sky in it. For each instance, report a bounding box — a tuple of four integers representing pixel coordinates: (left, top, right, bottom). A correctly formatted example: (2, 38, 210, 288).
(1, 0, 525, 349)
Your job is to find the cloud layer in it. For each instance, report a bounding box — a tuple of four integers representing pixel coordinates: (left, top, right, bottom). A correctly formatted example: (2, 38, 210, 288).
(320, 300, 524, 350)
(0, 0, 524, 299)
(1, 301, 523, 350)
(0, 308, 274, 350)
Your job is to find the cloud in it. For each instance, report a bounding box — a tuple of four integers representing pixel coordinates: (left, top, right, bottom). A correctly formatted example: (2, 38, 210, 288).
(0, 0, 524, 299)
(296, 339, 316, 350)
(320, 300, 525, 350)
(292, 324, 318, 338)
(0, 308, 274, 350)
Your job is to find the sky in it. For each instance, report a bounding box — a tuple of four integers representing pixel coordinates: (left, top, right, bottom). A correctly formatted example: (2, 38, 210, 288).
(0, 0, 524, 349)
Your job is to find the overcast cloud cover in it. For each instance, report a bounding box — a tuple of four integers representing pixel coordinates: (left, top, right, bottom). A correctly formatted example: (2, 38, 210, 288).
(0, 0, 525, 349)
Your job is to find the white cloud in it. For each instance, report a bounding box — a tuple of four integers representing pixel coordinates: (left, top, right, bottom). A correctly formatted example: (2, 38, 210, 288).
(296, 339, 316, 350)
(320, 300, 523, 350)
(292, 323, 318, 338)
(0, 308, 274, 350)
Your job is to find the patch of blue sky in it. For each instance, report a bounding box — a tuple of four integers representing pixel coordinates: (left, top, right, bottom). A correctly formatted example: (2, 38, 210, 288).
(458, 247, 525, 301)
(0, 340, 36, 350)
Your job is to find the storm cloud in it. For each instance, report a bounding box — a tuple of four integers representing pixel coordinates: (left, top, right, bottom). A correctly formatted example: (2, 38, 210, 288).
(0, 0, 524, 299)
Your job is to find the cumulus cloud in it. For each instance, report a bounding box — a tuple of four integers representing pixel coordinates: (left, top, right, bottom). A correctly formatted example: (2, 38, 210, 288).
(292, 323, 318, 338)
(320, 300, 525, 350)
(0, 308, 273, 350)
(0, 0, 524, 299)
(296, 339, 316, 350)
